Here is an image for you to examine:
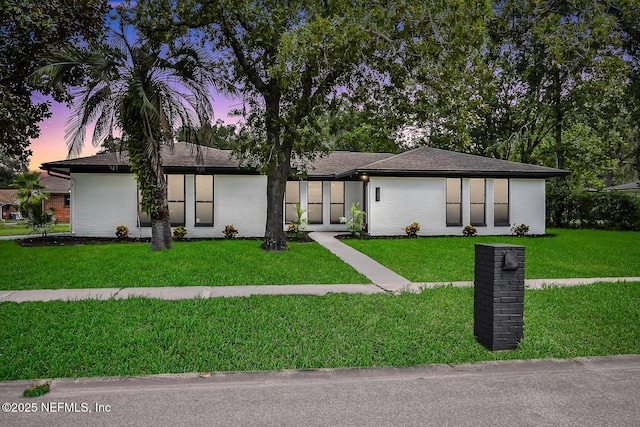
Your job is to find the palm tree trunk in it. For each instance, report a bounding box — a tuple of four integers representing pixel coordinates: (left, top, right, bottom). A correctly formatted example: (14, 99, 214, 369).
(150, 171, 173, 250)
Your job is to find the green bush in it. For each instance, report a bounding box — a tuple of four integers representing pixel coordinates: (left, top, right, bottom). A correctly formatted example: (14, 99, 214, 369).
(340, 203, 366, 237)
(404, 222, 420, 237)
(547, 186, 640, 230)
(115, 225, 129, 239)
(462, 225, 477, 237)
(172, 225, 187, 240)
(511, 224, 530, 237)
(223, 224, 238, 239)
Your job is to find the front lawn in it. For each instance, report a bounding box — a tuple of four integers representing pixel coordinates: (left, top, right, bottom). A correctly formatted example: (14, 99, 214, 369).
(343, 229, 640, 282)
(1, 281, 638, 381)
(0, 222, 70, 236)
(0, 240, 369, 290)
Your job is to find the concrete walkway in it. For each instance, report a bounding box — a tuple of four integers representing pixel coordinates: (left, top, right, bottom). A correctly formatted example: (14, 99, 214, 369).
(308, 232, 411, 291)
(2, 277, 639, 303)
(1, 231, 638, 303)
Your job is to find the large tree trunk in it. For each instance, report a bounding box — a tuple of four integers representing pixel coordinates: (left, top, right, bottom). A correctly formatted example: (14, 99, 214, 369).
(262, 159, 290, 251)
(261, 89, 290, 252)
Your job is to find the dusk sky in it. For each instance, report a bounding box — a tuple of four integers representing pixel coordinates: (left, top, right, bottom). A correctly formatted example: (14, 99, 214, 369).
(28, 0, 242, 171)
(29, 92, 240, 171)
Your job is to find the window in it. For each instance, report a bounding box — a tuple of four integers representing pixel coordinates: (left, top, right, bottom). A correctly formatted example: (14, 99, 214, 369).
(307, 181, 323, 224)
(139, 177, 185, 226)
(285, 181, 300, 223)
(330, 181, 344, 224)
(494, 179, 509, 226)
(470, 178, 485, 226)
(64, 195, 70, 208)
(446, 178, 462, 226)
(195, 175, 214, 226)
(138, 189, 151, 227)
(167, 174, 185, 226)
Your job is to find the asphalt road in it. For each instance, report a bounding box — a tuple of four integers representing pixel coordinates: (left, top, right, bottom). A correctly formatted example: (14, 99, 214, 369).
(1, 355, 639, 426)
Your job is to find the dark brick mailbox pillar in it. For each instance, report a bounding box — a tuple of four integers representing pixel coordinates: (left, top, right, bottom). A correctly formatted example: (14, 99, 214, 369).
(474, 244, 525, 351)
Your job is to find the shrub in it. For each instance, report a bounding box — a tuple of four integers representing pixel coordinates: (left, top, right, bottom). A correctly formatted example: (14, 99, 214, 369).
(223, 224, 238, 239)
(339, 202, 366, 237)
(172, 225, 187, 240)
(404, 222, 420, 237)
(462, 225, 477, 237)
(116, 225, 129, 239)
(511, 223, 530, 237)
(546, 186, 640, 230)
(287, 203, 308, 237)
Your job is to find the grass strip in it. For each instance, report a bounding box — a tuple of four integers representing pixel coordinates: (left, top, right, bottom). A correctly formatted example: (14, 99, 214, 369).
(343, 229, 640, 282)
(0, 240, 369, 290)
(0, 223, 70, 237)
(1, 281, 638, 381)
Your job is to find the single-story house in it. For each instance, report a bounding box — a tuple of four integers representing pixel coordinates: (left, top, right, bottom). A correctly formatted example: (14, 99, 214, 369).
(0, 174, 71, 222)
(602, 181, 640, 197)
(41, 142, 569, 238)
(0, 189, 18, 220)
(39, 173, 71, 222)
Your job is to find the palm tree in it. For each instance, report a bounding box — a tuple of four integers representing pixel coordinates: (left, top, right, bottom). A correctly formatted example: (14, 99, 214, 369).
(35, 22, 222, 249)
(10, 171, 53, 235)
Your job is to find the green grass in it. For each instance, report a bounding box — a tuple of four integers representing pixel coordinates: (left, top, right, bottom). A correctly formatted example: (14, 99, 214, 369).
(0, 222, 70, 236)
(1, 281, 638, 381)
(0, 240, 369, 290)
(343, 229, 640, 282)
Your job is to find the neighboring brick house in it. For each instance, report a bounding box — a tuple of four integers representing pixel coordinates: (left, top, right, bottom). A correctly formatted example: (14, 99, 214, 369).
(0, 174, 71, 222)
(0, 189, 18, 220)
(39, 173, 71, 223)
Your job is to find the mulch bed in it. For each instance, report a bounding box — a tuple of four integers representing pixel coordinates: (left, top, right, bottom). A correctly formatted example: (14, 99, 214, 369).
(16, 236, 152, 247)
(16, 234, 315, 247)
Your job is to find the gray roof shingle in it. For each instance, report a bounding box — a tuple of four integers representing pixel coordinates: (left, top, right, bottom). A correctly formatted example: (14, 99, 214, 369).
(357, 146, 569, 178)
(42, 142, 569, 178)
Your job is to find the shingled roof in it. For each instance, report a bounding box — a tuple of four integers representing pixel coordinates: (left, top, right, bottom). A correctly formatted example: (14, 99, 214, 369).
(42, 143, 248, 174)
(354, 146, 569, 178)
(42, 142, 569, 179)
(294, 151, 394, 178)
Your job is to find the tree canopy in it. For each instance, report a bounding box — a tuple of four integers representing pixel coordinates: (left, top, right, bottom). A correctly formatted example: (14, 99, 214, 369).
(132, 0, 491, 250)
(0, 0, 110, 168)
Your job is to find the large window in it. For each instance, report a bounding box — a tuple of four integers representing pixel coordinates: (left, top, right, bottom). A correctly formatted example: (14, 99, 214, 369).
(330, 181, 344, 224)
(195, 175, 214, 226)
(285, 181, 300, 223)
(494, 179, 509, 226)
(470, 178, 485, 226)
(307, 181, 323, 224)
(167, 174, 185, 226)
(446, 178, 462, 226)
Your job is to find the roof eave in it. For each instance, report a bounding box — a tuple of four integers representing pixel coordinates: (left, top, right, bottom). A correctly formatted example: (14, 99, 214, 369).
(356, 169, 571, 179)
